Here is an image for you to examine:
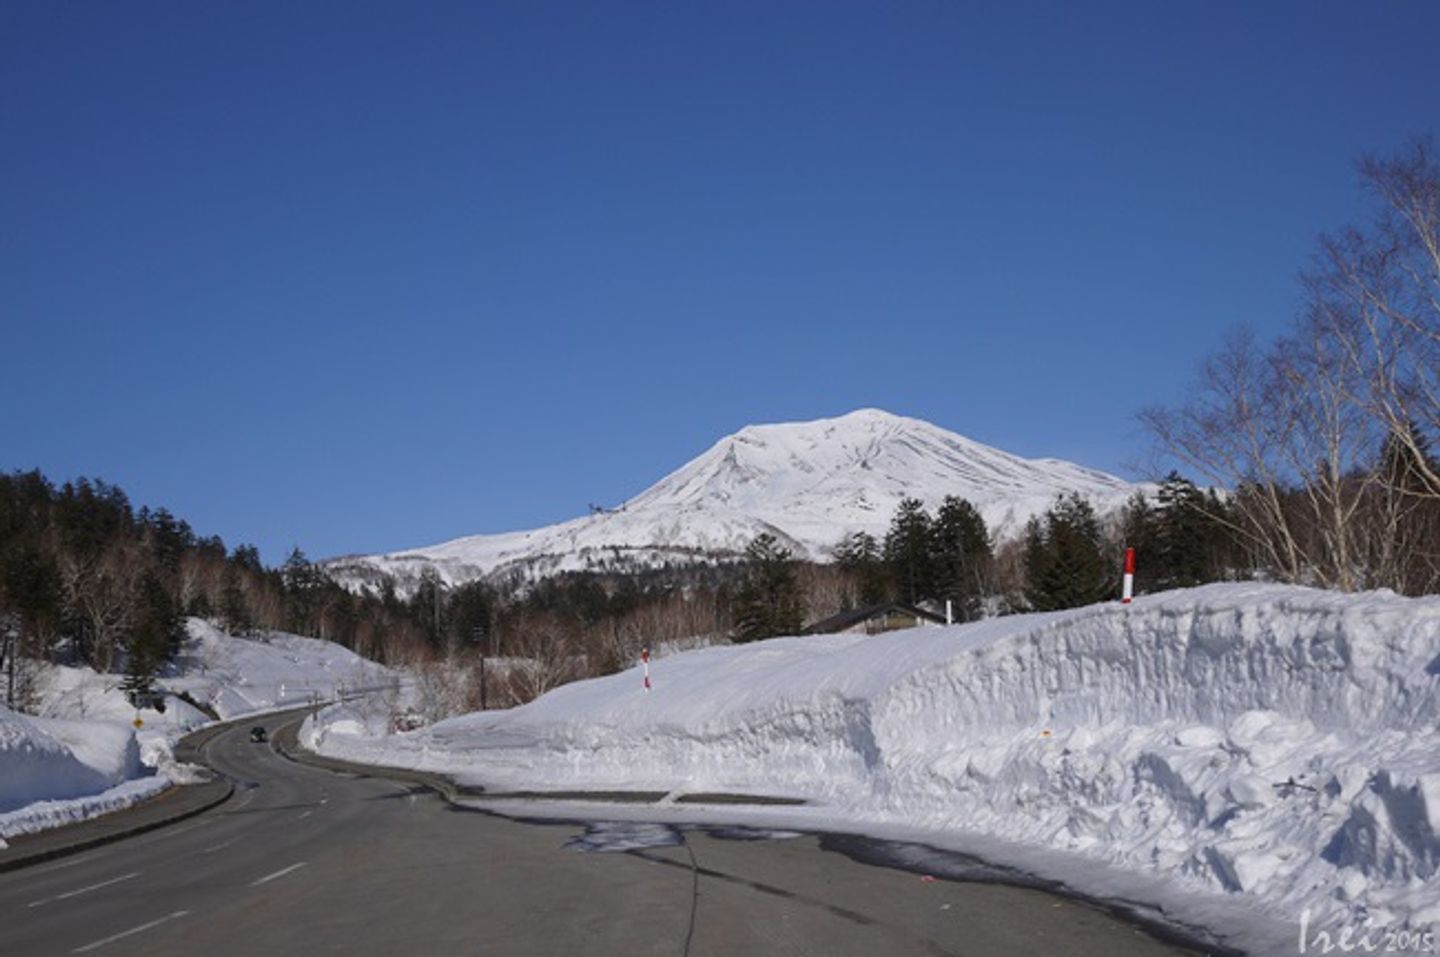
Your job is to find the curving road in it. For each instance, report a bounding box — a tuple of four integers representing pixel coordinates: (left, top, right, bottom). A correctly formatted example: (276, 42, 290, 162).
(0, 714, 1216, 956)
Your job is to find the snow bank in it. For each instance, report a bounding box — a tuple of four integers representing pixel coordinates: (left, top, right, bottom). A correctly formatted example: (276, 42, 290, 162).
(2, 618, 397, 844)
(0, 705, 162, 848)
(0, 777, 170, 842)
(307, 583, 1440, 946)
(0, 708, 129, 814)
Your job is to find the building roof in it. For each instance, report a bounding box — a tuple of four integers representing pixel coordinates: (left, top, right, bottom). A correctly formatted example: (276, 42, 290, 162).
(801, 601, 948, 636)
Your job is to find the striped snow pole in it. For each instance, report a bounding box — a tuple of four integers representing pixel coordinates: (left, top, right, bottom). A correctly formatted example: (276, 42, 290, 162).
(1121, 548, 1136, 604)
(642, 645, 651, 692)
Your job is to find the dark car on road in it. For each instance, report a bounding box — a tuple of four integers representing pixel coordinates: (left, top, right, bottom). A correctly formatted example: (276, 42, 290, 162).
(249, 726, 267, 743)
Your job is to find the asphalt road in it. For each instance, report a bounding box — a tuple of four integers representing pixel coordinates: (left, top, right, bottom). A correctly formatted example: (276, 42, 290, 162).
(0, 715, 1218, 957)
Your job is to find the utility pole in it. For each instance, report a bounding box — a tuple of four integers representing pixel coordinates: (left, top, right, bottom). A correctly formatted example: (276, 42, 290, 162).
(2, 630, 14, 709)
(475, 622, 487, 711)
(433, 576, 442, 647)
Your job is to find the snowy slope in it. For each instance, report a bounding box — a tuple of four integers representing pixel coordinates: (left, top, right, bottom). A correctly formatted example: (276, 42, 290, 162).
(305, 584, 1440, 952)
(167, 619, 397, 719)
(1, 620, 398, 845)
(327, 409, 1145, 591)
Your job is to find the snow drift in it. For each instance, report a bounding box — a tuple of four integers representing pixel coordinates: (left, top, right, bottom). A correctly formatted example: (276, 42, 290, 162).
(306, 583, 1440, 941)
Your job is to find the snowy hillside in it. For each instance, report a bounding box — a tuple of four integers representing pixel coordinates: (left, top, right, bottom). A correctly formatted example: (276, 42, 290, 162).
(1, 620, 398, 846)
(326, 409, 1145, 592)
(304, 584, 1440, 953)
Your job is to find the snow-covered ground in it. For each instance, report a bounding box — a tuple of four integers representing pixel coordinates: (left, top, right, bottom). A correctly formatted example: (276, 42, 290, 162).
(1, 619, 396, 847)
(303, 583, 1440, 954)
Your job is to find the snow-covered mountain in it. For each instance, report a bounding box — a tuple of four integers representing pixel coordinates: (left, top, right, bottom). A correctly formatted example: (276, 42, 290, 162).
(323, 409, 1145, 591)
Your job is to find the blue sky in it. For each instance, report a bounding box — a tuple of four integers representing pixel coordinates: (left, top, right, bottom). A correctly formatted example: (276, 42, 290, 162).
(3, 1, 1437, 564)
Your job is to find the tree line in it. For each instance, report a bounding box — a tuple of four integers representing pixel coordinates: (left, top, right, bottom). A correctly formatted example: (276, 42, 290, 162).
(0, 471, 453, 710)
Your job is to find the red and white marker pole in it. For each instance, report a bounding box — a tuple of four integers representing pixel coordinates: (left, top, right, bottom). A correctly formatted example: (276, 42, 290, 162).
(641, 645, 651, 692)
(1121, 547, 1136, 604)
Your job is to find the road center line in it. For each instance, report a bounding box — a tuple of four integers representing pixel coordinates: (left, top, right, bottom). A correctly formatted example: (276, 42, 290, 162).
(72, 910, 189, 953)
(28, 872, 141, 908)
(201, 837, 240, 854)
(250, 861, 307, 887)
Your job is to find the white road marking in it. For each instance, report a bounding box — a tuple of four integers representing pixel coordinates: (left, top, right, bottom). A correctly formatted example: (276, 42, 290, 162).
(297, 810, 313, 820)
(27, 850, 112, 875)
(72, 910, 189, 953)
(28, 872, 141, 908)
(250, 861, 307, 887)
(200, 837, 240, 854)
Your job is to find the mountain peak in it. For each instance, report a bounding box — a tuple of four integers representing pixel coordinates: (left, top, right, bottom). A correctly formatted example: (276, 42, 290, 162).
(325, 411, 1145, 590)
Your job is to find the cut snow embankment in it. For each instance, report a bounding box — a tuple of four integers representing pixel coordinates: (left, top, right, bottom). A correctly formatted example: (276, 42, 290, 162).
(0, 706, 166, 846)
(2, 619, 398, 846)
(305, 583, 1440, 950)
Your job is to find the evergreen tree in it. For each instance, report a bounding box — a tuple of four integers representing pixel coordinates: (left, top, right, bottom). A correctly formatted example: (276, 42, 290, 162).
(447, 582, 494, 653)
(1023, 494, 1113, 611)
(833, 531, 889, 606)
(122, 571, 181, 702)
(1, 542, 62, 707)
(1120, 491, 1159, 589)
(1152, 472, 1214, 588)
(884, 498, 936, 604)
(232, 543, 263, 572)
(220, 566, 251, 635)
(281, 546, 324, 635)
(140, 507, 193, 571)
(411, 567, 447, 650)
(1121, 474, 1235, 594)
(932, 496, 992, 621)
(733, 533, 805, 642)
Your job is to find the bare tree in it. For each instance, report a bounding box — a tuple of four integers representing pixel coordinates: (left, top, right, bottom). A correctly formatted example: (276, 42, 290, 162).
(503, 627, 576, 705)
(1141, 330, 1313, 583)
(1142, 138, 1440, 592)
(60, 546, 143, 672)
(1308, 138, 1440, 500)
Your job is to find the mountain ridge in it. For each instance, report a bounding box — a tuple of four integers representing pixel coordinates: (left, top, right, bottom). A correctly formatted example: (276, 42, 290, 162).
(322, 409, 1147, 592)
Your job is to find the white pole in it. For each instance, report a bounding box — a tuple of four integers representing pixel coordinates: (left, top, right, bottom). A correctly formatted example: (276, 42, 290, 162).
(945, 599, 953, 625)
(642, 645, 651, 692)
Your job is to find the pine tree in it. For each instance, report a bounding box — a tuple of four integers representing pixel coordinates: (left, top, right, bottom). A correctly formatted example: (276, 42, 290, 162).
(411, 567, 447, 650)
(1152, 472, 1214, 588)
(733, 533, 805, 642)
(447, 582, 494, 653)
(932, 496, 992, 621)
(122, 571, 181, 703)
(1119, 489, 1162, 590)
(281, 546, 324, 636)
(1023, 494, 1113, 611)
(884, 498, 936, 604)
(220, 566, 251, 635)
(833, 531, 889, 607)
